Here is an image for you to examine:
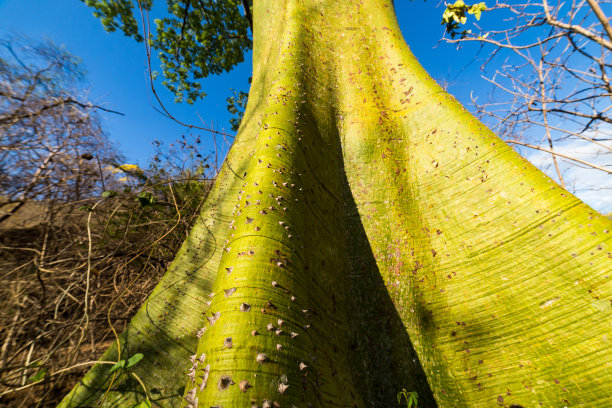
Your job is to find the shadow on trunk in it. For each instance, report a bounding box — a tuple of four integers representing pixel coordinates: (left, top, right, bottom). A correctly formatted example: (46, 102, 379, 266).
(340, 157, 437, 408)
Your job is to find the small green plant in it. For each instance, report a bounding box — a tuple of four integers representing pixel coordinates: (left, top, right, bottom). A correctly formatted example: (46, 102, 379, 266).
(397, 388, 418, 408)
(107, 353, 150, 407)
(26, 362, 47, 383)
(109, 352, 144, 373)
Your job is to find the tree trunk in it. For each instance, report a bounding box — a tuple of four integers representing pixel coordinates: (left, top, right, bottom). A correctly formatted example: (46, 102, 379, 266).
(59, 0, 612, 407)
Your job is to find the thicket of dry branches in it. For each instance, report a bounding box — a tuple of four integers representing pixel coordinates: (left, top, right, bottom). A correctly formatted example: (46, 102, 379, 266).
(0, 37, 214, 407)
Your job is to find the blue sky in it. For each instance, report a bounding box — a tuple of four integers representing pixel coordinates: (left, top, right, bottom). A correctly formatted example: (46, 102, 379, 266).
(0, 0, 483, 158)
(0, 0, 609, 212)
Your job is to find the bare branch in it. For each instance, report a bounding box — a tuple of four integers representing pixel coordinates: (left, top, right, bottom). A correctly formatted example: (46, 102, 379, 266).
(507, 140, 612, 172)
(542, 0, 612, 50)
(585, 0, 612, 42)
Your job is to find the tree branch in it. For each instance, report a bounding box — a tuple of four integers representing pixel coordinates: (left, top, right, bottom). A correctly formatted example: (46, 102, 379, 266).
(542, 0, 612, 50)
(585, 0, 612, 43)
(507, 140, 612, 173)
(241, 0, 253, 32)
(0, 97, 124, 125)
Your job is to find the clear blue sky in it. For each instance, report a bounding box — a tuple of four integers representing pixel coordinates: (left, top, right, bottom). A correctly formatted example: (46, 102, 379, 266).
(1, 0, 609, 212)
(0, 0, 485, 160)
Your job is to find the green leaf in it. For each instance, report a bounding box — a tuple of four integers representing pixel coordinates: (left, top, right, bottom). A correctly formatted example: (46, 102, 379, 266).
(101, 190, 117, 198)
(78, 205, 93, 212)
(126, 353, 144, 369)
(468, 2, 487, 20)
(28, 368, 47, 383)
(137, 191, 155, 207)
(109, 359, 126, 373)
(109, 353, 144, 374)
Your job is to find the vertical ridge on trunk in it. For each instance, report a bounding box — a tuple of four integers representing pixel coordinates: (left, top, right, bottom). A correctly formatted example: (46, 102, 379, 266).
(184, 2, 364, 407)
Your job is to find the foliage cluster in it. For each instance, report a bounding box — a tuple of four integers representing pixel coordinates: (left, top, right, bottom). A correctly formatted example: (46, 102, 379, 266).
(82, 0, 252, 104)
(441, 0, 487, 38)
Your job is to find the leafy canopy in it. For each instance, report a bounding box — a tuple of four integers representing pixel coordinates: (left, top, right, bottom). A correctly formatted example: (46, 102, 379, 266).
(82, 0, 252, 104)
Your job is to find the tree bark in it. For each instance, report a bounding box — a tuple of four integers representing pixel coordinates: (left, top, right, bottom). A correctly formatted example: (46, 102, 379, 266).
(59, 0, 612, 407)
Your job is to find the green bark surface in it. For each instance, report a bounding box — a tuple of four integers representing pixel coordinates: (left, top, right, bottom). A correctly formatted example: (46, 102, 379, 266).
(60, 0, 612, 407)
(178, 2, 433, 406)
(334, 2, 612, 407)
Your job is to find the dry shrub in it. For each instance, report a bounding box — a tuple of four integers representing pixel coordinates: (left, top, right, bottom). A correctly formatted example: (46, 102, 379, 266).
(0, 175, 213, 407)
(0, 35, 216, 407)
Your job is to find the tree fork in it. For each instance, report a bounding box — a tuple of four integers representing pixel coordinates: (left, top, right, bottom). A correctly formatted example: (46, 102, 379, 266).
(60, 0, 612, 407)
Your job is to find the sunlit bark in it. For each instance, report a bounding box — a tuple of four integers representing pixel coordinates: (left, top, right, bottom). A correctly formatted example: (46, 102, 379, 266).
(60, 1, 612, 407)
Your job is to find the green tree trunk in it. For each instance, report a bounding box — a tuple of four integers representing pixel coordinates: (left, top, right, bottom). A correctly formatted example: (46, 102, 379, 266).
(60, 0, 612, 407)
